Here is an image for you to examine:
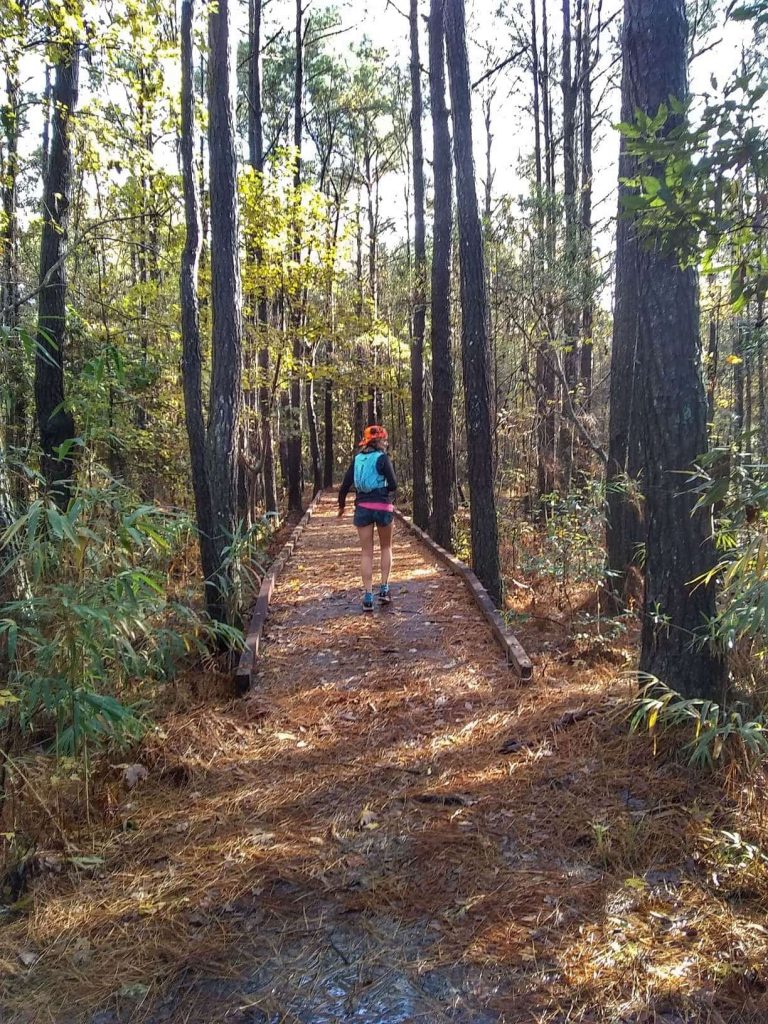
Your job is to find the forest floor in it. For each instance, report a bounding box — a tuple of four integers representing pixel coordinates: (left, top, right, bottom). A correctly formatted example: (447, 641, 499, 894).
(1, 493, 767, 1023)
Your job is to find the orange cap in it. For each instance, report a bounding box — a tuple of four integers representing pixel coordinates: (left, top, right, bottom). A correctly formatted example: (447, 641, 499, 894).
(359, 424, 389, 447)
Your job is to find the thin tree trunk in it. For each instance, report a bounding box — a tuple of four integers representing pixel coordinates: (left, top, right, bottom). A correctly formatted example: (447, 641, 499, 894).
(287, 0, 304, 513)
(354, 196, 367, 439)
(758, 296, 766, 455)
(444, 0, 502, 605)
(180, 0, 218, 598)
(536, 0, 558, 500)
(531, 0, 543, 198)
(306, 345, 322, 494)
(733, 322, 745, 438)
(579, 0, 594, 402)
(207, 0, 244, 623)
(410, 0, 429, 529)
(0, 447, 31, 606)
(323, 337, 334, 486)
(606, 0, 648, 593)
(2, 67, 27, 497)
(41, 66, 51, 176)
(561, 0, 579, 383)
(429, 0, 455, 551)
(34, 43, 79, 508)
(706, 274, 719, 432)
(323, 201, 341, 488)
(248, 0, 277, 514)
(559, 0, 579, 490)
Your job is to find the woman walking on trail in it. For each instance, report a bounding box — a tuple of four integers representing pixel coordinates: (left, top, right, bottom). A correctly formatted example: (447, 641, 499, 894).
(338, 425, 398, 612)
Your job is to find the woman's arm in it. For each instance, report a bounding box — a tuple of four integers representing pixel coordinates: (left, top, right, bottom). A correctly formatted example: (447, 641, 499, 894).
(377, 453, 398, 492)
(338, 459, 356, 508)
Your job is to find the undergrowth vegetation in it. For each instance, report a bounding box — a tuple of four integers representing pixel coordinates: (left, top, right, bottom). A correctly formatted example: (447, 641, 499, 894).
(0, 462, 258, 766)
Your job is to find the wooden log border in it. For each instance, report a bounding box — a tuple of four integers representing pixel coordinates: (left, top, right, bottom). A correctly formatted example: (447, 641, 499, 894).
(394, 511, 534, 682)
(235, 489, 326, 694)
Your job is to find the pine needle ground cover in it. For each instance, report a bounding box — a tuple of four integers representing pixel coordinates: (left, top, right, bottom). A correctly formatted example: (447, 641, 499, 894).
(1, 498, 766, 1023)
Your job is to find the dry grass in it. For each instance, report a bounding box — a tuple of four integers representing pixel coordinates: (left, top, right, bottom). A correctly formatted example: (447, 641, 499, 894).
(1, 495, 767, 1023)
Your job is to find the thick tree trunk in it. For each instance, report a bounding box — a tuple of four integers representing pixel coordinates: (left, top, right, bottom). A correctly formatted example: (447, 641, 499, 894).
(207, 0, 244, 623)
(180, 0, 218, 599)
(444, 0, 502, 605)
(34, 44, 79, 508)
(428, 0, 455, 551)
(620, 0, 722, 698)
(248, 0, 278, 515)
(410, 0, 430, 529)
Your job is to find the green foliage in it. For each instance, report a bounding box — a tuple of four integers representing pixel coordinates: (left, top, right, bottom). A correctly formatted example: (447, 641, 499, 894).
(690, 449, 768, 655)
(616, 57, 768, 310)
(520, 488, 606, 587)
(729, 0, 768, 28)
(629, 678, 768, 768)
(0, 473, 243, 757)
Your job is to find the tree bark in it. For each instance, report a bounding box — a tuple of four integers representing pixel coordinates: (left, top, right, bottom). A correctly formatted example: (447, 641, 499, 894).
(559, 0, 579, 490)
(0, 447, 31, 607)
(561, 0, 579, 383)
(323, 337, 335, 487)
(758, 296, 766, 455)
(287, 0, 304, 513)
(2, 66, 27, 498)
(180, 0, 218, 600)
(207, 0, 244, 623)
(706, 274, 719, 432)
(306, 345, 323, 494)
(410, 0, 430, 529)
(444, 0, 502, 605)
(530, 0, 543, 197)
(579, 0, 594, 402)
(535, 0, 559, 501)
(248, 0, 278, 514)
(34, 43, 79, 508)
(606, 0, 647, 592)
(428, 0, 455, 551)
(620, 0, 722, 698)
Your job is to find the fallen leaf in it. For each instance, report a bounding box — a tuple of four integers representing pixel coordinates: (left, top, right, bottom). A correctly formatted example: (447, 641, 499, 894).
(117, 763, 148, 789)
(118, 982, 150, 999)
(357, 806, 379, 830)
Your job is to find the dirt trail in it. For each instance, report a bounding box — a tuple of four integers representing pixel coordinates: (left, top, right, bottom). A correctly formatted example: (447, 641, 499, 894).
(3, 493, 670, 1024)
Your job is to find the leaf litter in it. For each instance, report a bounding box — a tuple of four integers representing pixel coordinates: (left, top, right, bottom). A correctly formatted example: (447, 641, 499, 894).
(0, 498, 767, 1022)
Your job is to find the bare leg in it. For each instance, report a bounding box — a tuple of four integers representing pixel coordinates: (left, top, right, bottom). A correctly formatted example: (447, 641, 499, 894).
(357, 525, 374, 592)
(377, 522, 393, 585)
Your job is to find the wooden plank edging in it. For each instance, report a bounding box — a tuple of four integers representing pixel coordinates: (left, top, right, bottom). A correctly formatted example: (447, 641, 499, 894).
(394, 510, 534, 682)
(234, 490, 326, 694)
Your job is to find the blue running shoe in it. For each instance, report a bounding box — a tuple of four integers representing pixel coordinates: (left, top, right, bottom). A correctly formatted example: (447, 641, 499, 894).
(362, 591, 374, 612)
(378, 584, 391, 605)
